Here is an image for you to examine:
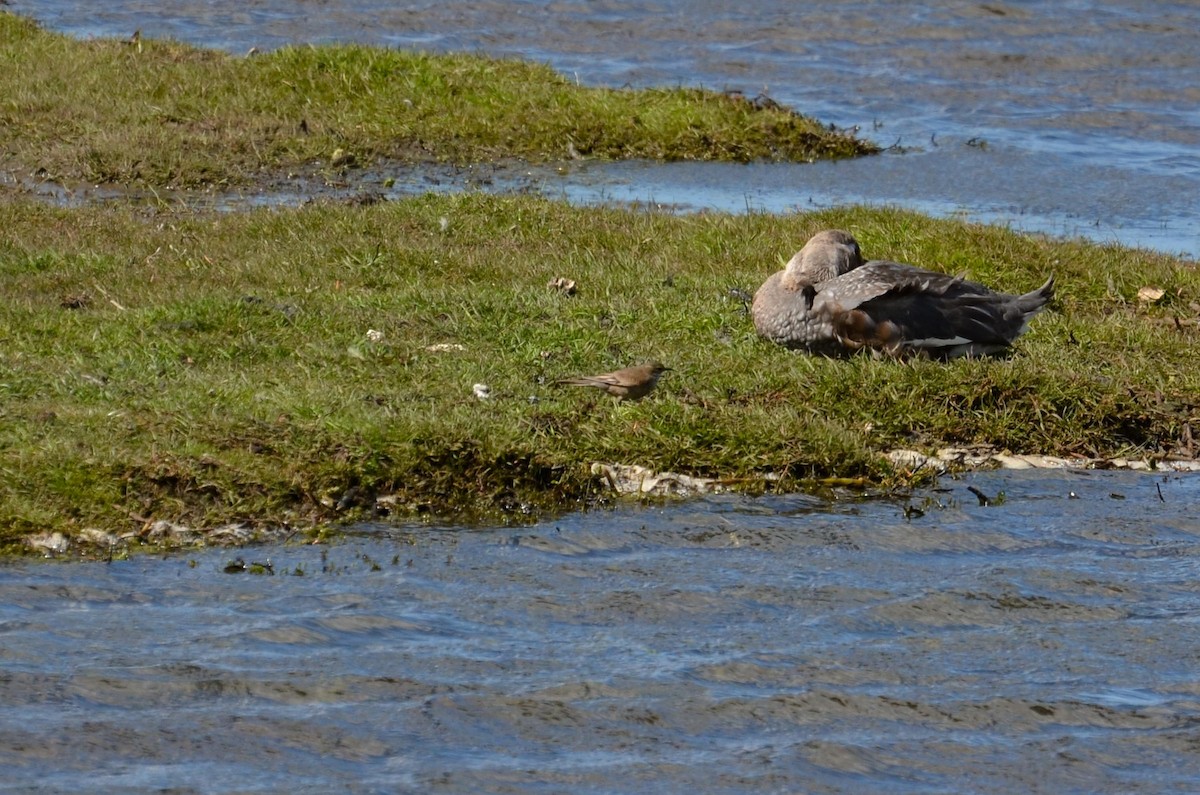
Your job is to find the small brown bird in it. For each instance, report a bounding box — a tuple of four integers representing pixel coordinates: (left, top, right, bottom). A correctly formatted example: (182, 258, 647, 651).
(556, 362, 671, 401)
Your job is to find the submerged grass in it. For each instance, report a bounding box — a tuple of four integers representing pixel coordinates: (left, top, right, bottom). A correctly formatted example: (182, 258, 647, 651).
(1, 194, 1198, 554)
(0, 12, 874, 189)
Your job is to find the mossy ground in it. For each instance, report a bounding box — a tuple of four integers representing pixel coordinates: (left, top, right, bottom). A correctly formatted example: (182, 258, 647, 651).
(2, 194, 1198, 555)
(0, 12, 873, 190)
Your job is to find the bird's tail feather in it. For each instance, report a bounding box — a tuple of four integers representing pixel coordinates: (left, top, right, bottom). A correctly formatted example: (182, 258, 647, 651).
(1017, 275, 1055, 316)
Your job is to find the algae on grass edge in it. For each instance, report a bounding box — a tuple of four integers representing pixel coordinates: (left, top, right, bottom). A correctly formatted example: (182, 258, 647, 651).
(0, 11, 877, 190)
(1, 194, 1198, 557)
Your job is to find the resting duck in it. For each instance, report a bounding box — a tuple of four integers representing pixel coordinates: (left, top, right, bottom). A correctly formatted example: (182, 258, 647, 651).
(751, 230, 1055, 359)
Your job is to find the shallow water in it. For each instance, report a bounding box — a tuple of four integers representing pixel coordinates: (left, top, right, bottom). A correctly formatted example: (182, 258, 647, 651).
(10, 0, 1200, 256)
(3, 469, 1200, 793)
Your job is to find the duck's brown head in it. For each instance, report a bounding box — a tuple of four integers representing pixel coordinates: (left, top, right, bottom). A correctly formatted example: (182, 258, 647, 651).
(780, 230, 865, 290)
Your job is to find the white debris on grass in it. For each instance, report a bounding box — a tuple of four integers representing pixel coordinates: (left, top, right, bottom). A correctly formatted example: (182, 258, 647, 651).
(590, 463, 778, 496)
(888, 447, 1200, 474)
(207, 523, 256, 545)
(27, 532, 70, 556)
(596, 448, 1200, 499)
(886, 450, 947, 474)
(146, 520, 200, 544)
(78, 527, 120, 548)
(592, 463, 721, 496)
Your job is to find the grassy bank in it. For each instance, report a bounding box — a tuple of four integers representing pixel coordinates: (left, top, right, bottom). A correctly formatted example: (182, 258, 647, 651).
(0, 12, 874, 189)
(1, 194, 1197, 554)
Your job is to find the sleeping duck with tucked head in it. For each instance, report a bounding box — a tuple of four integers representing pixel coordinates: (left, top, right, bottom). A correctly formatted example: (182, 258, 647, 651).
(751, 230, 1055, 359)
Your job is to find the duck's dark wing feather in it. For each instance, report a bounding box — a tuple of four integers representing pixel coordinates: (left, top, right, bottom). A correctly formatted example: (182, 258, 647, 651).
(814, 261, 976, 310)
(815, 261, 1054, 357)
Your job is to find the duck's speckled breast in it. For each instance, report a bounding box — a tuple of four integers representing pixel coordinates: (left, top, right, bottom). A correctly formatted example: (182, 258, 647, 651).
(751, 272, 840, 352)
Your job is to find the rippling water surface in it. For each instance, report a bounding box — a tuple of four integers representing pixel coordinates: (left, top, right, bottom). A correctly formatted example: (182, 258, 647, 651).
(10, 0, 1200, 255)
(3, 470, 1200, 793)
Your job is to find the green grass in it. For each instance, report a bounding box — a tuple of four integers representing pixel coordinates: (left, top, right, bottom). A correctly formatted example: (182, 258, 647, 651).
(1, 11, 1195, 557)
(1, 194, 1197, 554)
(0, 12, 874, 189)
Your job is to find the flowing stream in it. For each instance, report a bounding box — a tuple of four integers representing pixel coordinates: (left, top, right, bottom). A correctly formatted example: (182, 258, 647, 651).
(3, 470, 1200, 793)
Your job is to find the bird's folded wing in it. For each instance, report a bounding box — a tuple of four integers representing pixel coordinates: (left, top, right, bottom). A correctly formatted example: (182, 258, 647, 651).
(560, 375, 618, 387)
(815, 260, 970, 312)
